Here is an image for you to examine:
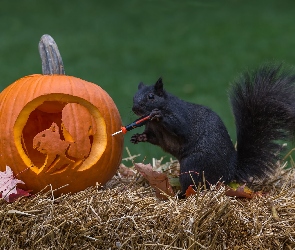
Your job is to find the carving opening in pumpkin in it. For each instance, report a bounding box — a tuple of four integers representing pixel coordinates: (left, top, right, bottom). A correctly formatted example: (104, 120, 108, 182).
(21, 102, 96, 175)
(13, 94, 107, 175)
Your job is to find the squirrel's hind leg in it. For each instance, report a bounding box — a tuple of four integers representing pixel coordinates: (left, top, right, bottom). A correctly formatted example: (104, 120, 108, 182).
(178, 155, 212, 198)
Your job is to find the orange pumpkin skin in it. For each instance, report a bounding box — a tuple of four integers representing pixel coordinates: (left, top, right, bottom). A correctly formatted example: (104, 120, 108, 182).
(0, 74, 124, 196)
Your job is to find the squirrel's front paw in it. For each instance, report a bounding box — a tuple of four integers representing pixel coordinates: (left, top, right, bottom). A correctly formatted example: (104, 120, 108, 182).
(150, 108, 162, 121)
(130, 133, 147, 144)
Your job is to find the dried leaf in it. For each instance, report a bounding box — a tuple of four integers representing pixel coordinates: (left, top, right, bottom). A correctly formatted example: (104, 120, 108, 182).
(225, 183, 255, 199)
(185, 185, 197, 198)
(7, 188, 32, 203)
(118, 164, 136, 178)
(135, 163, 174, 200)
(0, 166, 25, 201)
(184, 182, 257, 199)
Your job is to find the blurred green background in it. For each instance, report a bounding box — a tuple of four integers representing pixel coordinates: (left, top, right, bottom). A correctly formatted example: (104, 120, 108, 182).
(1, 0, 295, 164)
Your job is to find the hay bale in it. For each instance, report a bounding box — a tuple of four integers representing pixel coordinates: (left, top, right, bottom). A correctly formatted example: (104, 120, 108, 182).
(1, 164, 295, 249)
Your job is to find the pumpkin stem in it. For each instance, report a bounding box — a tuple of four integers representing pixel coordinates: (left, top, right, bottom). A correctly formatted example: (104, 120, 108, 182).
(39, 34, 65, 75)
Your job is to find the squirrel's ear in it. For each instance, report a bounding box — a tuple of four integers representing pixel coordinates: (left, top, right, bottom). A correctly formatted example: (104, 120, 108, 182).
(50, 122, 58, 133)
(154, 77, 164, 95)
(138, 82, 145, 89)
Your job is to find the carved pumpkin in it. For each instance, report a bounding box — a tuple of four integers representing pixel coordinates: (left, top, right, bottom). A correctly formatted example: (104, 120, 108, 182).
(0, 35, 124, 196)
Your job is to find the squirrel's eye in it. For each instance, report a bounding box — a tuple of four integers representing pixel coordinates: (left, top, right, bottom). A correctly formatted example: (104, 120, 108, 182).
(148, 93, 154, 99)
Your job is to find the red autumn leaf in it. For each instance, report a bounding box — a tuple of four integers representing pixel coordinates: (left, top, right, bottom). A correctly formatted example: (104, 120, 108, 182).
(5, 188, 32, 203)
(135, 163, 174, 200)
(185, 185, 197, 198)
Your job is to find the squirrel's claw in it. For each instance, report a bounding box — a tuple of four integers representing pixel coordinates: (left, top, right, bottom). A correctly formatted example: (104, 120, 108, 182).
(130, 133, 147, 144)
(150, 109, 162, 121)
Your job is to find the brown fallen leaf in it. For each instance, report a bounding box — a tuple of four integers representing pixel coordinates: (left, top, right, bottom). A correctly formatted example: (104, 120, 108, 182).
(134, 163, 174, 200)
(184, 182, 258, 199)
(118, 164, 136, 178)
(225, 183, 255, 199)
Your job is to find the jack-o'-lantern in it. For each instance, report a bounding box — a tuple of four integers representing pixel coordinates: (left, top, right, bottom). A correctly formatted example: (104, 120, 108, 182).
(0, 35, 124, 196)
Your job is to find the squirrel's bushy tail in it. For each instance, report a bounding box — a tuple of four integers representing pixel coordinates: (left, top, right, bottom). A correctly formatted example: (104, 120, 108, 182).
(230, 64, 295, 182)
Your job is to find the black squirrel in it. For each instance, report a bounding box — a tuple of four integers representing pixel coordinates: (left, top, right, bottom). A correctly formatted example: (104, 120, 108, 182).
(131, 64, 295, 197)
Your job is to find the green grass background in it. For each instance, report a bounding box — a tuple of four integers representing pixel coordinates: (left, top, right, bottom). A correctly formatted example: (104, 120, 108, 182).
(0, 0, 295, 164)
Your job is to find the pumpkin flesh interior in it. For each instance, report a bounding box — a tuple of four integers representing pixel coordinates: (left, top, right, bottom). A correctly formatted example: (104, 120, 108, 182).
(14, 94, 107, 175)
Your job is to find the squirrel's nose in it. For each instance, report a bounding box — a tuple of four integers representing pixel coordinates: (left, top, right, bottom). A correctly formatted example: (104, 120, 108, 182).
(132, 105, 139, 113)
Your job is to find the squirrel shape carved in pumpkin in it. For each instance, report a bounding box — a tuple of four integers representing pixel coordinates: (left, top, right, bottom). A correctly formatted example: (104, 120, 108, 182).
(33, 103, 96, 174)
